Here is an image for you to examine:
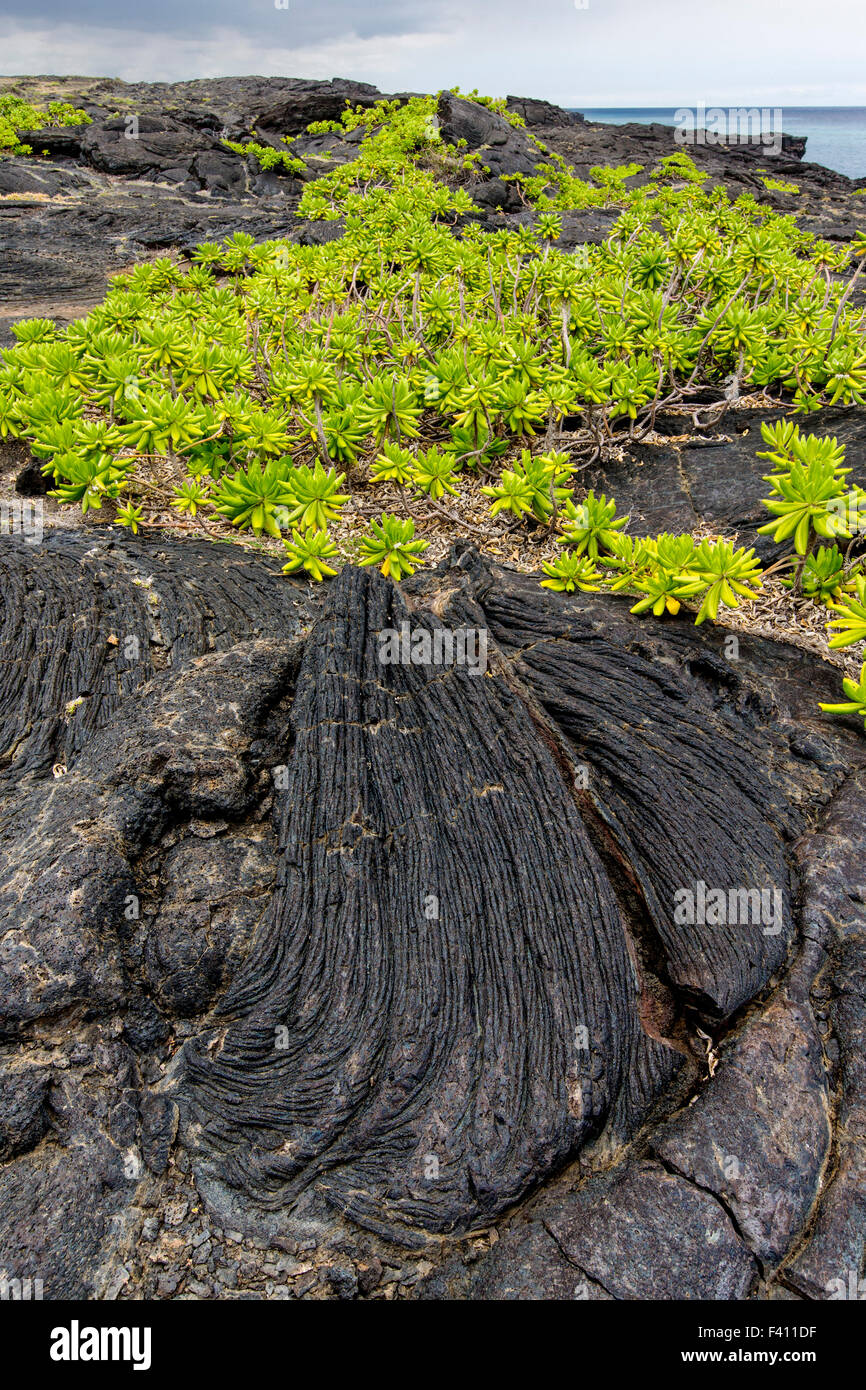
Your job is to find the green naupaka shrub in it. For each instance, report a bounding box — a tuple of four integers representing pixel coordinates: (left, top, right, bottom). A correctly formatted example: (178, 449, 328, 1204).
(612, 532, 762, 624)
(0, 94, 91, 156)
(539, 486, 763, 626)
(357, 514, 428, 580)
(820, 573, 866, 727)
(754, 421, 865, 603)
(671, 539, 763, 625)
(50, 454, 128, 515)
(1, 86, 865, 607)
(221, 139, 306, 176)
(412, 447, 460, 500)
(762, 176, 800, 194)
(541, 553, 602, 592)
(757, 420, 854, 555)
(284, 462, 349, 530)
(171, 476, 210, 517)
(826, 575, 866, 649)
(819, 661, 866, 731)
(481, 450, 573, 522)
(558, 490, 628, 559)
(213, 458, 296, 538)
(371, 442, 416, 485)
(785, 545, 846, 601)
(281, 526, 339, 581)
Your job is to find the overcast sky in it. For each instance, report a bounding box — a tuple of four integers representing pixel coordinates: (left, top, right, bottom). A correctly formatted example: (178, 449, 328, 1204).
(2, 0, 865, 106)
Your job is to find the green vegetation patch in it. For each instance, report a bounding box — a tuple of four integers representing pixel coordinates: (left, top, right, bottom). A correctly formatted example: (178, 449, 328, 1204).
(1, 91, 865, 725)
(0, 94, 91, 156)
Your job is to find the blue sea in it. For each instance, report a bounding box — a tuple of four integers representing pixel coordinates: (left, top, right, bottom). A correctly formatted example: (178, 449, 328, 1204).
(577, 108, 866, 179)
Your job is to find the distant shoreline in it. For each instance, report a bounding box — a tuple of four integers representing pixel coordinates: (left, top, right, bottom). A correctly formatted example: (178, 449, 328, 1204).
(573, 106, 866, 178)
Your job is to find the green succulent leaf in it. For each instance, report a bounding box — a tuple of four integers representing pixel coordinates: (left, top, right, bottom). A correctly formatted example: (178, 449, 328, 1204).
(281, 526, 340, 582)
(357, 513, 428, 580)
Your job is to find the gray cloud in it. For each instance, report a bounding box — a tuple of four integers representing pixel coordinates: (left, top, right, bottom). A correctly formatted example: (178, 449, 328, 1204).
(0, 0, 440, 42)
(1, 0, 865, 105)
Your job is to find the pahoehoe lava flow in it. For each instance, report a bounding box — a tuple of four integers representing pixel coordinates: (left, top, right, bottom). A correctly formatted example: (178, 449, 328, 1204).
(184, 560, 808, 1242)
(1, 534, 862, 1280)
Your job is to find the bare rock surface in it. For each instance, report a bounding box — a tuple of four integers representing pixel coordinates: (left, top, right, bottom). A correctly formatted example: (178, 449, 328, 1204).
(652, 968, 832, 1267)
(0, 533, 864, 1298)
(185, 565, 678, 1242)
(0, 76, 402, 343)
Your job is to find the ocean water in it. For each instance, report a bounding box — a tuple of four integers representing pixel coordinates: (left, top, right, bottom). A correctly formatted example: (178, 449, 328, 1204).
(577, 108, 866, 180)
